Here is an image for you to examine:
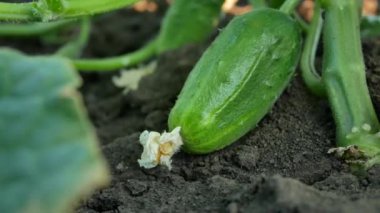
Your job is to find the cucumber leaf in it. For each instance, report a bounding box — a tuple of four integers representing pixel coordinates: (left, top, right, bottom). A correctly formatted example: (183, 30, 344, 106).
(0, 49, 109, 213)
(361, 16, 380, 38)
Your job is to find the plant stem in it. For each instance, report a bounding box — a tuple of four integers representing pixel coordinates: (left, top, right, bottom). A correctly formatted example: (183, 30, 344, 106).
(72, 40, 158, 71)
(279, 0, 301, 14)
(0, 0, 139, 22)
(52, 0, 139, 19)
(0, 19, 74, 37)
(322, 0, 380, 168)
(0, 2, 36, 22)
(56, 17, 91, 58)
(300, 0, 326, 97)
(293, 12, 309, 32)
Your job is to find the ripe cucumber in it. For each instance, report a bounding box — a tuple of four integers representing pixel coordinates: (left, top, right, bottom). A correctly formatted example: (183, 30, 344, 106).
(157, 0, 224, 52)
(168, 9, 301, 154)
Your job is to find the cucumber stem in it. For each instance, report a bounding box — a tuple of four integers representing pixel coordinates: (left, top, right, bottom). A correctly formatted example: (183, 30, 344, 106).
(55, 17, 91, 59)
(0, 0, 139, 22)
(293, 11, 310, 32)
(0, 2, 36, 22)
(52, 0, 139, 19)
(322, 0, 380, 168)
(72, 40, 158, 71)
(280, 0, 301, 15)
(0, 19, 74, 37)
(300, 0, 326, 97)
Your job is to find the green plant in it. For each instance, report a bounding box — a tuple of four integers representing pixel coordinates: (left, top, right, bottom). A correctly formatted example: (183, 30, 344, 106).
(301, 0, 380, 170)
(73, 0, 225, 71)
(0, 0, 139, 21)
(156, 0, 224, 53)
(1, 0, 380, 211)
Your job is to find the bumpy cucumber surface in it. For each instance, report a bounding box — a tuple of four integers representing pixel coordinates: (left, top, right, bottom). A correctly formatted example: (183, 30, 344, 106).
(157, 0, 224, 53)
(168, 9, 301, 154)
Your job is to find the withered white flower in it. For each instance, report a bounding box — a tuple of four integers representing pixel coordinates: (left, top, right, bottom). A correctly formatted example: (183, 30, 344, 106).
(112, 61, 157, 94)
(138, 127, 183, 170)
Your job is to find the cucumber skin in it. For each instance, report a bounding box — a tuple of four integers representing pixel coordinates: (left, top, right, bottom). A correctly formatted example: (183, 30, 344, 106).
(157, 0, 224, 53)
(168, 9, 301, 154)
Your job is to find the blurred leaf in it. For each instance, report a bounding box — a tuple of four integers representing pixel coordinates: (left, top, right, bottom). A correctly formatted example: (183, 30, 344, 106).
(0, 49, 109, 213)
(361, 16, 380, 38)
(248, 0, 267, 8)
(157, 0, 224, 52)
(266, 0, 285, 8)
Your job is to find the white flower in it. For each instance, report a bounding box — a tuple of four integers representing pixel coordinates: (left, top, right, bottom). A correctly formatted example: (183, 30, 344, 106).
(112, 61, 157, 94)
(138, 127, 183, 170)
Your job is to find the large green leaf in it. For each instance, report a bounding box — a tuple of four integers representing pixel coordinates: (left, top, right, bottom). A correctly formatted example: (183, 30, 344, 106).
(0, 49, 109, 213)
(361, 16, 380, 38)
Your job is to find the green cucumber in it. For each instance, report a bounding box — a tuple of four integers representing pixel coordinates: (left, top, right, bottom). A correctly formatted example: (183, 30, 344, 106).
(168, 8, 301, 154)
(157, 0, 224, 53)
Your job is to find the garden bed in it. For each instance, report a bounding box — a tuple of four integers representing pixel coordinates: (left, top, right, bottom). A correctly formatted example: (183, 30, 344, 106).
(2, 5, 380, 213)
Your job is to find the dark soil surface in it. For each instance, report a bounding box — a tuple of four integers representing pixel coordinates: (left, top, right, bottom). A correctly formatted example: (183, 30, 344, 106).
(2, 4, 380, 213)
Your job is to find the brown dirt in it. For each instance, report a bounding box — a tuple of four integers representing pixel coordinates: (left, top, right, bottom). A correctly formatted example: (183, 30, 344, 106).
(2, 4, 380, 213)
